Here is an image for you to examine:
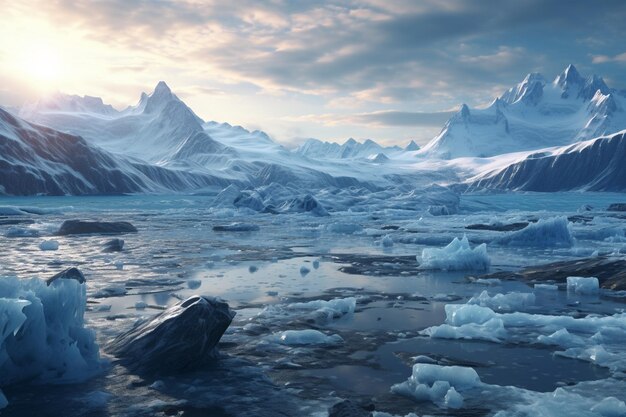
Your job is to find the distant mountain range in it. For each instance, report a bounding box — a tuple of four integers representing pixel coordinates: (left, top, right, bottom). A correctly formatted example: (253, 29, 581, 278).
(4, 64, 626, 196)
(419, 65, 626, 159)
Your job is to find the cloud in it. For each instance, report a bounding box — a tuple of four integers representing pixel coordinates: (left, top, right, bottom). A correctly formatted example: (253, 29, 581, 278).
(287, 109, 455, 128)
(592, 52, 626, 64)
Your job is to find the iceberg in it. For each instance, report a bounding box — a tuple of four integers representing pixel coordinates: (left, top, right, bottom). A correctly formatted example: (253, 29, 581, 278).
(0, 274, 101, 410)
(419, 235, 490, 271)
(391, 364, 481, 409)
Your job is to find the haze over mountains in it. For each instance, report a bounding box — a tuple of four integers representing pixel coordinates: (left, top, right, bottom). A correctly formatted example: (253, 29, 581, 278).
(3, 64, 626, 196)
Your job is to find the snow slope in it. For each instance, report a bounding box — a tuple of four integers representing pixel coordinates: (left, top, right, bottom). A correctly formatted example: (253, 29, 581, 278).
(420, 65, 626, 159)
(468, 129, 626, 192)
(0, 108, 229, 195)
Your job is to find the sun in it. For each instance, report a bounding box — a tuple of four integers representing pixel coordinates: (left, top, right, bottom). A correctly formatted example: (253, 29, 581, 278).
(19, 44, 63, 89)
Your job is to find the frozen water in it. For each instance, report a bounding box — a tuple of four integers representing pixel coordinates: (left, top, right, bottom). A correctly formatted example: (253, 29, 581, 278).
(419, 235, 490, 271)
(39, 240, 60, 251)
(269, 329, 344, 346)
(0, 276, 101, 410)
(496, 216, 574, 248)
(468, 290, 535, 312)
(567, 276, 600, 295)
(391, 364, 480, 408)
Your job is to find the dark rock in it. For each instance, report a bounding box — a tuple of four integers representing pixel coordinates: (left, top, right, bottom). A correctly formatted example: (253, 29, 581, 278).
(478, 256, 626, 291)
(608, 203, 626, 212)
(0, 218, 35, 225)
(46, 267, 86, 286)
(57, 220, 137, 235)
(380, 225, 400, 230)
(466, 222, 529, 232)
(103, 238, 125, 252)
(213, 223, 260, 232)
(328, 400, 371, 417)
(107, 295, 236, 374)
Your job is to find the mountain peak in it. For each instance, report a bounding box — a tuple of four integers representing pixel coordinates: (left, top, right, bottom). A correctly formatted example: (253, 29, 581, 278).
(556, 64, 584, 87)
(405, 140, 421, 151)
(154, 81, 172, 95)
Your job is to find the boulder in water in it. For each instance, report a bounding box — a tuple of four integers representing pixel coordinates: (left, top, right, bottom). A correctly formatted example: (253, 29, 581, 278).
(57, 220, 137, 235)
(102, 238, 124, 252)
(107, 295, 235, 374)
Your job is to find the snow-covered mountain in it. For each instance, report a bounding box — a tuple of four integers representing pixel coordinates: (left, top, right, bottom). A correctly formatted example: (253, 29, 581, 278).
(295, 138, 401, 160)
(420, 65, 626, 159)
(20, 82, 235, 165)
(468, 129, 626, 192)
(0, 108, 229, 195)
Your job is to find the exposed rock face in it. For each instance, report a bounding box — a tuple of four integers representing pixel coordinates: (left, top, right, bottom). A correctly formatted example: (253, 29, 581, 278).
(57, 220, 137, 235)
(607, 203, 626, 212)
(107, 296, 236, 374)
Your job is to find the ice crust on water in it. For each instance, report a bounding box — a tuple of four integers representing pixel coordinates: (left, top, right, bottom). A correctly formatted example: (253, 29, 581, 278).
(419, 235, 490, 271)
(0, 276, 101, 408)
(391, 364, 481, 409)
(493, 387, 626, 417)
(567, 276, 600, 294)
(496, 216, 574, 248)
(268, 329, 344, 346)
(423, 294, 626, 370)
(381, 234, 394, 247)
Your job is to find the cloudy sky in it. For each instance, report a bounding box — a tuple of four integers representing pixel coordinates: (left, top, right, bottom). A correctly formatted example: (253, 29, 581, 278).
(1, 0, 625, 146)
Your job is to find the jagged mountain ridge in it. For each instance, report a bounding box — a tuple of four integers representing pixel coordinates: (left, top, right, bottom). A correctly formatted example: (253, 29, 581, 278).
(0, 108, 230, 195)
(295, 138, 402, 160)
(467, 129, 626, 192)
(420, 65, 626, 159)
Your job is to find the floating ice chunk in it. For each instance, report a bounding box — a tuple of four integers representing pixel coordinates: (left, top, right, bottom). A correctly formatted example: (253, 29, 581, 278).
(497, 216, 574, 248)
(135, 301, 148, 310)
(534, 283, 558, 291)
(312, 259, 320, 269)
(472, 278, 501, 286)
(419, 235, 490, 271)
(468, 291, 535, 312)
(269, 329, 343, 346)
(0, 389, 6, 409)
(391, 364, 480, 408)
(537, 329, 585, 348)
(327, 222, 363, 234)
(248, 265, 258, 273)
(0, 276, 101, 392)
(287, 297, 356, 317)
(381, 235, 394, 247)
(444, 386, 464, 408)
(39, 240, 59, 251)
(567, 276, 599, 295)
(114, 261, 124, 270)
(5, 226, 40, 237)
(590, 397, 626, 417)
(300, 265, 310, 276)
